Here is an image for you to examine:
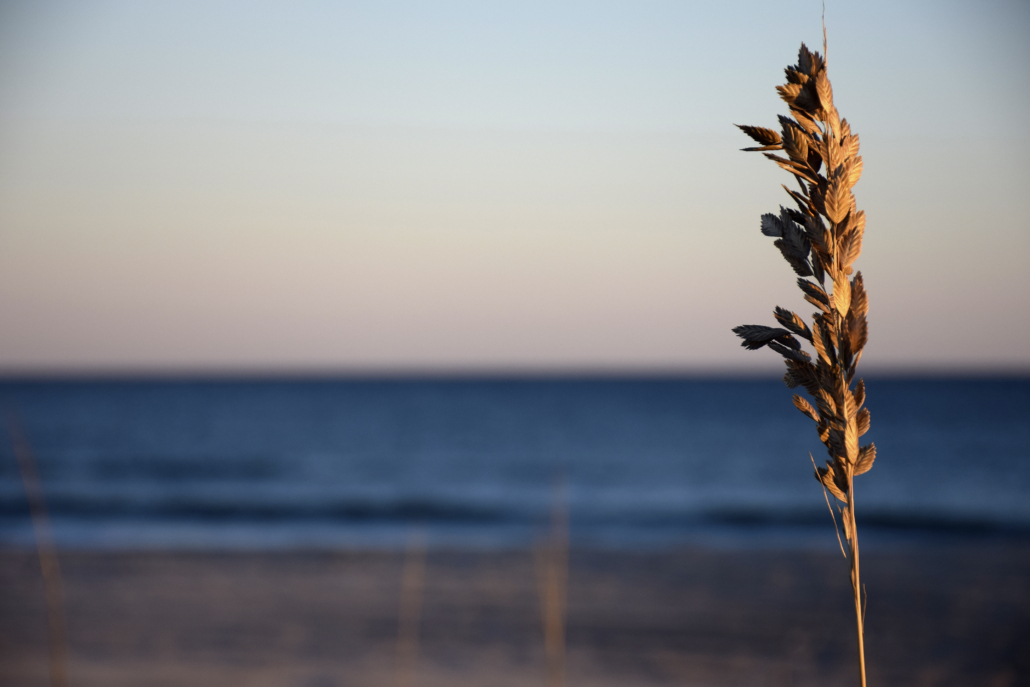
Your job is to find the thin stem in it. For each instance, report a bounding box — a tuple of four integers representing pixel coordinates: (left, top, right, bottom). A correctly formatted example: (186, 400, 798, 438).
(395, 528, 426, 687)
(7, 413, 69, 687)
(847, 475, 867, 687)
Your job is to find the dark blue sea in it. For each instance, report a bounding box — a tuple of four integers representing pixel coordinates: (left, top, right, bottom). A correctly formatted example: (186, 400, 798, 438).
(1, 377, 1027, 550)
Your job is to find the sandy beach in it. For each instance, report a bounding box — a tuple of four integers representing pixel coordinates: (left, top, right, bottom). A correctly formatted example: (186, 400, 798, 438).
(3, 540, 1028, 687)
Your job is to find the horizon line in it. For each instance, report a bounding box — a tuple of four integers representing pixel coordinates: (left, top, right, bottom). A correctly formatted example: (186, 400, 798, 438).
(1, 365, 1027, 382)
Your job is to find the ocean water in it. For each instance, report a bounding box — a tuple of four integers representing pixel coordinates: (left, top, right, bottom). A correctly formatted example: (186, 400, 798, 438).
(0, 377, 1027, 550)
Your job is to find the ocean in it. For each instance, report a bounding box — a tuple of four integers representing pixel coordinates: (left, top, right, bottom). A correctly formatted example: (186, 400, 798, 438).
(1, 377, 1027, 550)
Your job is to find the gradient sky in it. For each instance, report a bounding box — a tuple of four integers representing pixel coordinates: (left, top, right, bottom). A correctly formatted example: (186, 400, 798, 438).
(1, 0, 1028, 374)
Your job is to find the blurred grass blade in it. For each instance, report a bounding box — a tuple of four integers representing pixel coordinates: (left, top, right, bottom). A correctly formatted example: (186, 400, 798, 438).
(6, 411, 69, 687)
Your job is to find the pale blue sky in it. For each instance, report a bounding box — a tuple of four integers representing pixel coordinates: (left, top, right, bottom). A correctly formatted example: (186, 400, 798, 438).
(1, 0, 1028, 373)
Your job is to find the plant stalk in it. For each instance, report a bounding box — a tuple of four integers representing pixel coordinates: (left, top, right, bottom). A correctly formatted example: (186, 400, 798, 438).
(7, 413, 69, 687)
(847, 475, 867, 687)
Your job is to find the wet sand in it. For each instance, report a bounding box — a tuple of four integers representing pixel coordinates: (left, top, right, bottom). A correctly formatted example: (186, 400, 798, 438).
(3, 541, 1029, 686)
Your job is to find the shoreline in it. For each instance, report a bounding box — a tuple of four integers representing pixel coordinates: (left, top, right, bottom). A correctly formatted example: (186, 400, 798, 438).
(4, 514, 1029, 554)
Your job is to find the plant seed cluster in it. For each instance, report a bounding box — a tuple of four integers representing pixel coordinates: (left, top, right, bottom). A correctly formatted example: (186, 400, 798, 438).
(732, 44, 874, 505)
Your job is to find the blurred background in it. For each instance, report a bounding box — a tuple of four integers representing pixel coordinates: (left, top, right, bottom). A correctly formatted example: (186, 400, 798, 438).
(1, 1, 1028, 686)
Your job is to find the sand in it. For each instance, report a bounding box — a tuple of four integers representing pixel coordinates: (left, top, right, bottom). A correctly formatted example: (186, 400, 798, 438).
(2, 541, 1029, 687)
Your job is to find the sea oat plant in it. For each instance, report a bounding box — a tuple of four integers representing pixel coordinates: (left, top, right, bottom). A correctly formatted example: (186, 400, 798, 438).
(732, 43, 875, 687)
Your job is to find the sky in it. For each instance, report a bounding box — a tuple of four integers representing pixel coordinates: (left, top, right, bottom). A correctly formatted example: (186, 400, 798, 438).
(0, 0, 1028, 375)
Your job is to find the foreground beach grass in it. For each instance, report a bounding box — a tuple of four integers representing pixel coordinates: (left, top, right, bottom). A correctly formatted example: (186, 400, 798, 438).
(3, 544, 1028, 686)
(733, 41, 875, 685)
